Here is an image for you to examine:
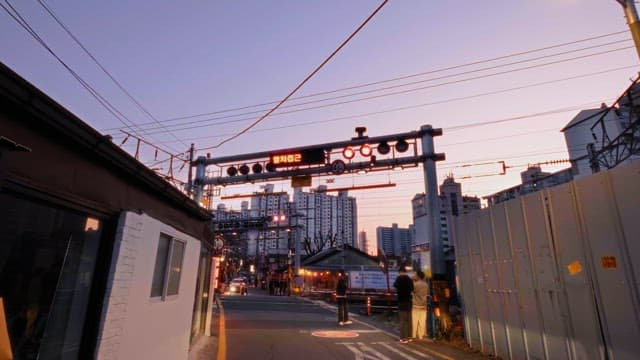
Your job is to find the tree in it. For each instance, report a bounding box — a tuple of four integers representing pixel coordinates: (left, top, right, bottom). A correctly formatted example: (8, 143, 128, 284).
(302, 232, 339, 256)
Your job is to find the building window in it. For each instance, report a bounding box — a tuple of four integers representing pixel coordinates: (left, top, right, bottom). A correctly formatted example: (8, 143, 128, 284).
(0, 193, 104, 359)
(151, 233, 186, 299)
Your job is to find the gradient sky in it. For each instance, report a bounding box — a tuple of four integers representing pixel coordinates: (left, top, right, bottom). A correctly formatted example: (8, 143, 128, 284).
(1, 0, 638, 242)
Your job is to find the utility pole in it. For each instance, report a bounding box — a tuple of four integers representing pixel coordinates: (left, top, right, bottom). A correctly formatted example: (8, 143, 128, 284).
(420, 125, 445, 277)
(187, 143, 195, 195)
(617, 0, 640, 59)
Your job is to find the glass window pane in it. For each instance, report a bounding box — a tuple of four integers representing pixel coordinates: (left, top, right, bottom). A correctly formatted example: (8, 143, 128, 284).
(166, 240, 185, 296)
(0, 193, 102, 359)
(150, 234, 171, 297)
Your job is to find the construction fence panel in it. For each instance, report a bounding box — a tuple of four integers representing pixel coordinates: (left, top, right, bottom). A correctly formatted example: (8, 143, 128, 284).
(545, 182, 604, 359)
(505, 199, 547, 360)
(456, 162, 640, 359)
(521, 193, 571, 359)
(479, 210, 510, 359)
(491, 203, 526, 360)
(468, 212, 494, 354)
(574, 166, 640, 360)
(455, 214, 481, 350)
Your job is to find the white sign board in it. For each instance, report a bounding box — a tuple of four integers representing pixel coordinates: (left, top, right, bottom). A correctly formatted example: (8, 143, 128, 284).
(349, 270, 399, 290)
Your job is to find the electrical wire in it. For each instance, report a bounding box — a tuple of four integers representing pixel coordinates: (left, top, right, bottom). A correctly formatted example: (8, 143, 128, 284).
(36, 0, 188, 150)
(149, 30, 629, 124)
(112, 65, 636, 141)
(1, 1, 182, 158)
(201, 0, 390, 150)
(105, 43, 634, 135)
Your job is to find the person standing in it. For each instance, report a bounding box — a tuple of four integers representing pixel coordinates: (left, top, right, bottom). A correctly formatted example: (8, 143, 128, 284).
(336, 271, 352, 326)
(411, 271, 429, 340)
(393, 266, 414, 343)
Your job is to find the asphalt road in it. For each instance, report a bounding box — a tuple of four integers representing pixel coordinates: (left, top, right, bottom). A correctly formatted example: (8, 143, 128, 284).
(220, 288, 484, 360)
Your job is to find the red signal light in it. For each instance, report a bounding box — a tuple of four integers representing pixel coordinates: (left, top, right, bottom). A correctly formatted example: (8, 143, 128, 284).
(343, 147, 355, 159)
(360, 144, 372, 157)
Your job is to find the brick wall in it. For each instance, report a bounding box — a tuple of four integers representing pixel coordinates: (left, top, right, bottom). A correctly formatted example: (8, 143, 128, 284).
(95, 211, 142, 360)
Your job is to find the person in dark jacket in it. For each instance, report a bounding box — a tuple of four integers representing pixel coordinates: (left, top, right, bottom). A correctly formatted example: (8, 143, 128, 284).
(336, 271, 352, 326)
(393, 266, 414, 343)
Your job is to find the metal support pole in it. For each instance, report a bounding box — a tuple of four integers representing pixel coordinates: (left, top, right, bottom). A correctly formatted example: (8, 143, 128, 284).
(619, 0, 640, 60)
(187, 143, 195, 195)
(421, 125, 445, 277)
(193, 155, 206, 204)
(294, 209, 301, 276)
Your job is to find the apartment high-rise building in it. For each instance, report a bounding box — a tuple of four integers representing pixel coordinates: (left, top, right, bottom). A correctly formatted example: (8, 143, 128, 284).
(376, 223, 413, 258)
(250, 184, 290, 257)
(411, 176, 480, 272)
(293, 185, 357, 255)
(357, 230, 370, 255)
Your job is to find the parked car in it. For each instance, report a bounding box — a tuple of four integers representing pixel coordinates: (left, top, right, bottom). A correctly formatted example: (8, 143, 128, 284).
(228, 278, 248, 295)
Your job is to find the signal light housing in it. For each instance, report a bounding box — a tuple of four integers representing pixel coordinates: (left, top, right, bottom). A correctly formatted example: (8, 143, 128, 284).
(360, 144, 372, 157)
(252, 163, 263, 174)
(377, 141, 390, 155)
(343, 147, 355, 160)
(395, 139, 409, 153)
(227, 166, 238, 176)
(266, 162, 276, 172)
(239, 164, 250, 175)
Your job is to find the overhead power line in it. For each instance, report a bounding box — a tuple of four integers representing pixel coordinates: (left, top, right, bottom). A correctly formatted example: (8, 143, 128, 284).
(113, 65, 637, 141)
(0, 2, 142, 138)
(152, 30, 628, 124)
(107, 47, 634, 137)
(35, 0, 188, 150)
(201, 0, 390, 150)
(1, 1, 184, 160)
(104, 37, 632, 133)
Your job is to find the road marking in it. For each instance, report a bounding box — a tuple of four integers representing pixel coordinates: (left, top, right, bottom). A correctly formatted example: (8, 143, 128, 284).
(351, 329, 381, 333)
(342, 343, 383, 360)
(380, 343, 435, 359)
(357, 342, 392, 360)
(300, 296, 451, 360)
(312, 330, 359, 338)
(410, 345, 454, 360)
(375, 342, 423, 360)
(216, 297, 226, 360)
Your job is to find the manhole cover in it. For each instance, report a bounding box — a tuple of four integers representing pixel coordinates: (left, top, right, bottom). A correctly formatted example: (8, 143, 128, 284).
(311, 330, 359, 338)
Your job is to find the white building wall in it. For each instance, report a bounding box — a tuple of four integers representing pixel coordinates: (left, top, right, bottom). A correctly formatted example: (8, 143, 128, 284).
(96, 211, 201, 360)
(564, 111, 624, 179)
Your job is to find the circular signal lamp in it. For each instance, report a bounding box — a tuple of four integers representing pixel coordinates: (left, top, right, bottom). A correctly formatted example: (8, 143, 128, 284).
(395, 139, 409, 153)
(359, 144, 372, 157)
(266, 162, 276, 172)
(331, 159, 346, 175)
(239, 164, 250, 175)
(342, 147, 355, 159)
(377, 141, 390, 155)
(280, 215, 286, 221)
(227, 166, 238, 176)
(252, 163, 263, 174)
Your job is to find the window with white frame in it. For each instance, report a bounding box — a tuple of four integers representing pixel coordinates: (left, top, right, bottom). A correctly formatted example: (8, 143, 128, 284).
(151, 233, 186, 299)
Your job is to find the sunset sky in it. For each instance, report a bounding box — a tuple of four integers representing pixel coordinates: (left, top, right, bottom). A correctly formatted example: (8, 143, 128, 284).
(2, 0, 637, 239)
